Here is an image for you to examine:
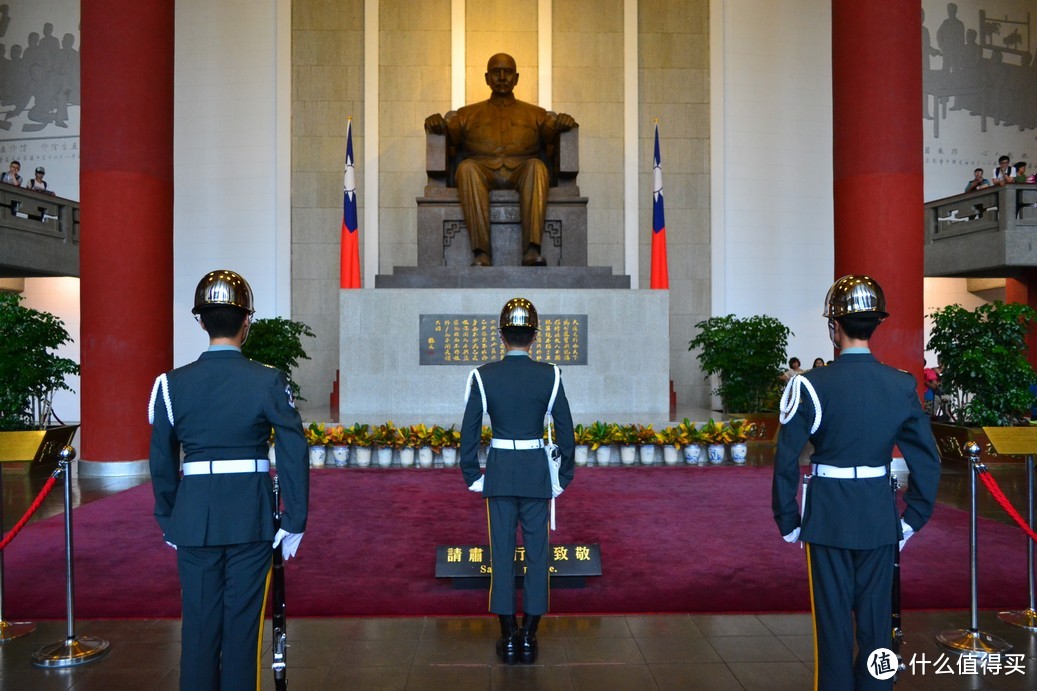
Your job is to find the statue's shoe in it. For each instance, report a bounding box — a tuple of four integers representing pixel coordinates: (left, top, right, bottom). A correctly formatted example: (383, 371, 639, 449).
(471, 253, 492, 266)
(521, 250, 546, 266)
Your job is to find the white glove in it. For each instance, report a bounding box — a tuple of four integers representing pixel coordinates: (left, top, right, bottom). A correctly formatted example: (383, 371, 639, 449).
(782, 527, 801, 543)
(552, 486, 564, 499)
(899, 519, 914, 551)
(468, 476, 484, 492)
(165, 541, 177, 551)
(273, 528, 304, 560)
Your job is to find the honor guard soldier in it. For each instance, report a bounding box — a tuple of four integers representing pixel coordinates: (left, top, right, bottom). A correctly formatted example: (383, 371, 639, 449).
(148, 270, 309, 691)
(772, 275, 941, 690)
(460, 297, 576, 664)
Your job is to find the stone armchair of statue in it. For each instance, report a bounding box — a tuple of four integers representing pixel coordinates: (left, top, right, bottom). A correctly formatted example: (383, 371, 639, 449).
(417, 118, 588, 268)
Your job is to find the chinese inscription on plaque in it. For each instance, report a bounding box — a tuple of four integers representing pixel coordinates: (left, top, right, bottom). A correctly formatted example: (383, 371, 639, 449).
(419, 314, 588, 365)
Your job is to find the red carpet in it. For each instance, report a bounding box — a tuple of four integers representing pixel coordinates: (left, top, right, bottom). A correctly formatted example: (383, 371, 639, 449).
(4, 466, 1029, 619)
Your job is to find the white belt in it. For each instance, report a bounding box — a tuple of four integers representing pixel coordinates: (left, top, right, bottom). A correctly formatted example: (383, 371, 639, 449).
(812, 463, 886, 479)
(490, 438, 544, 450)
(182, 459, 270, 476)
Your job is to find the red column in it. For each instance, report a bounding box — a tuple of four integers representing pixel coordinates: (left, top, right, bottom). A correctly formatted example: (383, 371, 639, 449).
(1006, 272, 1037, 369)
(80, 1, 174, 464)
(832, 2, 924, 382)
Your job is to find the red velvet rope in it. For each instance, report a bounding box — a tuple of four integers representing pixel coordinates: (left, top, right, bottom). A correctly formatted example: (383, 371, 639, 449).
(977, 470, 1037, 544)
(0, 475, 59, 551)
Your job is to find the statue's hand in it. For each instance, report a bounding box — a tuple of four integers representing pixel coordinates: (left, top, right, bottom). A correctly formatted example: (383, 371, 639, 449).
(555, 113, 577, 131)
(424, 113, 447, 134)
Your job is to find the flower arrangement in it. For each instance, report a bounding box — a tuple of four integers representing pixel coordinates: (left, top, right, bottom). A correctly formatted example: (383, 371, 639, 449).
(699, 419, 733, 445)
(325, 425, 349, 445)
(346, 423, 372, 447)
(728, 419, 756, 443)
(658, 425, 684, 450)
(299, 419, 758, 467)
(632, 424, 664, 446)
(304, 421, 328, 446)
(425, 425, 449, 453)
(676, 418, 707, 446)
(439, 425, 461, 449)
(371, 421, 405, 449)
(585, 421, 619, 451)
(407, 423, 434, 448)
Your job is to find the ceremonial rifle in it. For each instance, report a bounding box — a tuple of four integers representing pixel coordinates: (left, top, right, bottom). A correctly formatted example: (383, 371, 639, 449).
(891, 473, 905, 682)
(272, 475, 287, 690)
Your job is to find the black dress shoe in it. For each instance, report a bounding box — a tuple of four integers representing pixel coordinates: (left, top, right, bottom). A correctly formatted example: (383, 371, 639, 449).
(496, 614, 518, 664)
(520, 614, 541, 663)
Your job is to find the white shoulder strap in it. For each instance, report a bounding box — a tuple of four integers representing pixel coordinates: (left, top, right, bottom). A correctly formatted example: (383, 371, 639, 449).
(148, 373, 174, 425)
(464, 368, 487, 416)
(778, 374, 822, 434)
(546, 364, 561, 416)
(545, 365, 561, 445)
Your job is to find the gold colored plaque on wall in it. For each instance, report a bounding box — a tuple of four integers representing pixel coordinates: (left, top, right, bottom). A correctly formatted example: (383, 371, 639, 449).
(419, 314, 588, 366)
(0, 425, 79, 463)
(982, 427, 1037, 456)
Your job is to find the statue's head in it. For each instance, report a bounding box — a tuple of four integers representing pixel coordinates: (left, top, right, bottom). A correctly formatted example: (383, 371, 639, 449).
(485, 53, 518, 96)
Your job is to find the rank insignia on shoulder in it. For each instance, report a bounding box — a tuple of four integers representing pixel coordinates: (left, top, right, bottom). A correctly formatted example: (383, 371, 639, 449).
(285, 384, 296, 409)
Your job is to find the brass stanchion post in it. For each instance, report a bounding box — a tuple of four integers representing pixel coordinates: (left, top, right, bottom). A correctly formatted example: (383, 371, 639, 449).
(998, 452, 1037, 629)
(31, 446, 110, 667)
(935, 442, 1012, 656)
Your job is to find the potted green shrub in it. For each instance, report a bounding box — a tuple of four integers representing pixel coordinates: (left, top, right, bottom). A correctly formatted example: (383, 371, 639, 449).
(435, 423, 460, 464)
(658, 426, 683, 465)
(687, 314, 792, 426)
(304, 421, 328, 467)
(240, 317, 315, 401)
(632, 423, 663, 465)
(728, 419, 756, 464)
(700, 419, 733, 465)
(347, 423, 373, 467)
(927, 301, 1037, 463)
(407, 423, 435, 468)
(585, 421, 618, 467)
(372, 421, 404, 468)
(616, 424, 639, 466)
(677, 418, 706, 465)
(573, 423, 592, 466)
(326, 424, 350, 467)
(0, 293, 80, 466)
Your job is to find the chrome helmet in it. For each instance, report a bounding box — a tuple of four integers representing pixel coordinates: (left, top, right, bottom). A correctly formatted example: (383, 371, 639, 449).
(499, 297, 538, 330)
(822, 275, 888, 319)
(192, 270, 255, 314)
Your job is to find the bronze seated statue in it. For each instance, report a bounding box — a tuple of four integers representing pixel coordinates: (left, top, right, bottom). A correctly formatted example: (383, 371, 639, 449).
(420, 53, 586, 268)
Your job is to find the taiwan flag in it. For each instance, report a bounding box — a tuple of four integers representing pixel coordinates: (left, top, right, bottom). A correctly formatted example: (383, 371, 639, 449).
(340, 118, 361, 289)
(650, 123, 669, 290)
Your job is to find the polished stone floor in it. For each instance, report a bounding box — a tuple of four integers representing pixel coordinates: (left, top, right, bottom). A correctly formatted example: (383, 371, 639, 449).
(1, 451, 1036, 689)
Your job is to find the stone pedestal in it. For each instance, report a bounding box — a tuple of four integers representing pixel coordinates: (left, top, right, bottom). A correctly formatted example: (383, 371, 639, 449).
(375, 266, 628, 289)
(339, 288, 669, 424)
(416, 191, 589, 268)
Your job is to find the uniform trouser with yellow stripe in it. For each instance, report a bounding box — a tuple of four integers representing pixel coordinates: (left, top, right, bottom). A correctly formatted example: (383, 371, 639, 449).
(487, 496, 550, 616)
(177, 541, 273, 691)
(807, 543, 895, 690)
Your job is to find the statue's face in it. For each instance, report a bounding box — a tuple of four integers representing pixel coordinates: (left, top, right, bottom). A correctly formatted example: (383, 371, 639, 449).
(485, 55, 518, 96)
